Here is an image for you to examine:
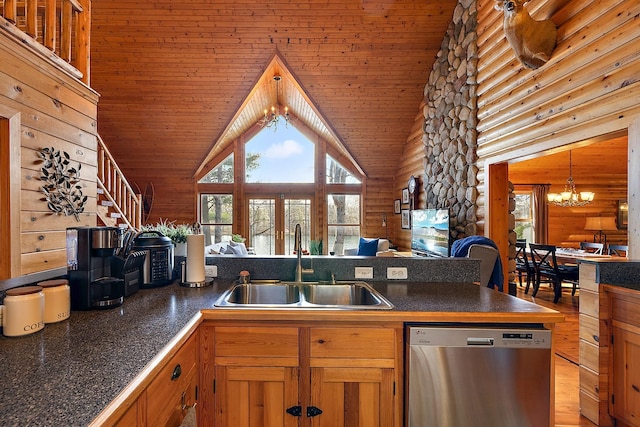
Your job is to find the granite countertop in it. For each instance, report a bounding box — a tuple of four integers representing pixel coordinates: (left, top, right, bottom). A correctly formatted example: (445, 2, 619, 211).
(0, 279, 560, 426)
(579, 258, 640, 288)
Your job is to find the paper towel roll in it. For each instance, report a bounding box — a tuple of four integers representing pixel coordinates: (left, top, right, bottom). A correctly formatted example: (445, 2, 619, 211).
(186, 234, 206, 283)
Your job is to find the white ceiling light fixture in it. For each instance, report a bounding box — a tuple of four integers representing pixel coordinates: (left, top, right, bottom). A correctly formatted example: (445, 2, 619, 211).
(547, 150, 595, 207)
(259, 75, 290, 130)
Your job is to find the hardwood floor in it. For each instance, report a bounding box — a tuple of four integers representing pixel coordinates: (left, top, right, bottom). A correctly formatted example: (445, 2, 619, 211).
(514, 282, 597, 427)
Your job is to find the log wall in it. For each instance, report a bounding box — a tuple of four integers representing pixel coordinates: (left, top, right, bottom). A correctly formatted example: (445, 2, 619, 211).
(394, 107, 428, 251)
(0, 30, 99, 278)
(476, 0, 640, 245)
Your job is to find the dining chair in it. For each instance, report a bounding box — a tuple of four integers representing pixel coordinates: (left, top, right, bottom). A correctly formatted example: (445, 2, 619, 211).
(528, 243, 579, 303)
(515, 241, 533, 292)
(468, 244, 499, 288)
(608, 244, 629, 257)
(579, 242, 604, 255)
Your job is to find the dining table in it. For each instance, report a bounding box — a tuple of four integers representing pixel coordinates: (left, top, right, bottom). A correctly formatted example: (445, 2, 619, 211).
(553, 247, 611, 265)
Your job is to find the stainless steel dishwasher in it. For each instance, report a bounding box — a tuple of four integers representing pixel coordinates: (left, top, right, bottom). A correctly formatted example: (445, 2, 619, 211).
(407, 325, 551, 427)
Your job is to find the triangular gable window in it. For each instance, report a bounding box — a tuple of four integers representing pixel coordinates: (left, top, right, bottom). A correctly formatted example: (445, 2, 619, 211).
(326, 155, 361, 184)
(199, 153, 234, 183)
(245, 122, 314, 184)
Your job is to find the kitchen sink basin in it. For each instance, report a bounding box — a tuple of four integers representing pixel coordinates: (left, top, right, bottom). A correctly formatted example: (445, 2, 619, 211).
(302, 283, 382, 306)
(214, 281, 393, 310)
(223, 283, 301, 305)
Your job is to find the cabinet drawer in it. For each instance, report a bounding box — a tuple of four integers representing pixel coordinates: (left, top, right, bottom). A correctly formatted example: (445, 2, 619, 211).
(579, 389, 603, 426)
(310, 327, 396, 359)
(215, 326, 299, 358)
(580, 289, 599, 317)
(579, 314, 600, 346)
(579, 365, 601, 399)
(579, 340, 601, 373)
(147, 335, 197, 427)
(579, 263, 598, 292)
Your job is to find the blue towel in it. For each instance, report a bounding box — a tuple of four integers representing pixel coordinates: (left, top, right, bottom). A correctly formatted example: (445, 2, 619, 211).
(451, 236, 504, 291)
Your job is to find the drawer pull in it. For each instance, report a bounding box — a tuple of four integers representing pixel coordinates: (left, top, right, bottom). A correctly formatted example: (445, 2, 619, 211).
(171, 364, 182, 381)
(593, 334, 599, 343)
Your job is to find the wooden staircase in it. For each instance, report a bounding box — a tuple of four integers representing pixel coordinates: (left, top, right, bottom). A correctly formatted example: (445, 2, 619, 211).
(96, 135, 143, 230)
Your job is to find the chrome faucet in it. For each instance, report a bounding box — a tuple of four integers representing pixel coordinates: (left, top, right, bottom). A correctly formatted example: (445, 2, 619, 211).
(294, 223, 314, 282)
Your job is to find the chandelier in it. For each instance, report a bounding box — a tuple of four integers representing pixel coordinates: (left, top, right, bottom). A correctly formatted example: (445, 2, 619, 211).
(547, 150, 595, 207)
(259, 75, 290, 130)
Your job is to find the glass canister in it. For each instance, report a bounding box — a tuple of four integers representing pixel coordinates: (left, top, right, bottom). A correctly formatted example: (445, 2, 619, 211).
(39, 279, 71, 323)
(2, 286, 45, 337)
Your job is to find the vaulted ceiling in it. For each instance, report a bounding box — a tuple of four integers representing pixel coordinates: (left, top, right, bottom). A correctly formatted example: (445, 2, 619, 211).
(90, 0, 457, 185)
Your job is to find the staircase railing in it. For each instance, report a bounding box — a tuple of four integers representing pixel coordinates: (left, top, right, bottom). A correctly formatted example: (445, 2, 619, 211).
(97, 135, 142, 230)
(0, 0, 90, 84)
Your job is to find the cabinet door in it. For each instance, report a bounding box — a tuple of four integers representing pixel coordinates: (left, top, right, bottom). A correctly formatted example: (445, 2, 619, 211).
(612, 325, 640, 426)
(309, 366, 394, 427)
(215, 365, 300, 427)
(308, 326, 400, 427)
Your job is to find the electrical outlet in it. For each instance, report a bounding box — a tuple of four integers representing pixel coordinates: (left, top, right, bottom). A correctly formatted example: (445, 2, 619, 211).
(354, 266, 374, 279)
(204, 265, 217, 277)
(387, 267, 408, 280)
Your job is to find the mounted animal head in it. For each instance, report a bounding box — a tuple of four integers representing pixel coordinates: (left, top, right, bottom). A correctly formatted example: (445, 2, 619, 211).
(494, 0, 557, 70)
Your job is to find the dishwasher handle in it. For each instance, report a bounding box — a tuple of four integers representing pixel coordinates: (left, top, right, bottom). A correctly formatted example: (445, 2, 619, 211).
(467, 337, 494, 346)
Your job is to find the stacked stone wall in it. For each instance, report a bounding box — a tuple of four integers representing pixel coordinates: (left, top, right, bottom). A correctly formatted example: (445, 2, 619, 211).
(422, 0, 478, 241)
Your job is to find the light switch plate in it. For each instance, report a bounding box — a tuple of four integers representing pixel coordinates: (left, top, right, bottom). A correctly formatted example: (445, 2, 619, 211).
(387, 267, 408, 280)
(355, 266, 374, 279)
(204, 265, 217, 277)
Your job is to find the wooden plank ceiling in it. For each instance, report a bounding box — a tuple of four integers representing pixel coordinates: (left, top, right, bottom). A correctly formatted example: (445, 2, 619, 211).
(508, 135, 628, 187)
(90, 0, 457, 184)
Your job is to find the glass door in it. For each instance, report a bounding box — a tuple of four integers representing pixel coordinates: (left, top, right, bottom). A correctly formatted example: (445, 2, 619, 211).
(248, 195, 312, 255)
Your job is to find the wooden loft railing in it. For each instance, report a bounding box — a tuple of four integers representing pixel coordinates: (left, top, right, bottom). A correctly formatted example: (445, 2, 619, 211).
(1, 0, 90, 84)
(97, 135, 143, 230)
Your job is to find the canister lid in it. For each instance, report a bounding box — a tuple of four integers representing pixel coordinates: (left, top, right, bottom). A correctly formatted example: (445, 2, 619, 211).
(6, 285, 43, 296)
(38, 279, 69, 288)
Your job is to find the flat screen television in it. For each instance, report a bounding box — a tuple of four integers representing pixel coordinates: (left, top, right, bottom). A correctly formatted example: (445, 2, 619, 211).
(411, 208, 451, 257)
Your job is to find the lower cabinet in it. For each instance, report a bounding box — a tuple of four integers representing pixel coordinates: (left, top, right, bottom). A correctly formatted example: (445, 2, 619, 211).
(209, 323, 401, 427)
(309, 366, 394, 426)
(609, 288, 640, 427)
(146, 332, 198, 427)
(216, 365, 300, 426)
(112, 333, 198, 427)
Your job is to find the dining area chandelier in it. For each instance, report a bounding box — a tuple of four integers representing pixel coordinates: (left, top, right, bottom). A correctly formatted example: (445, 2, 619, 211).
(259, 75, 290, 130)
(547, 150, 595, 207)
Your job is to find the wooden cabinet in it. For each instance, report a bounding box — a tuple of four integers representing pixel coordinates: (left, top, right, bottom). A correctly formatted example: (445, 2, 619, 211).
(578, 263, 640, 427)
(210, 323, 401, 427)
(146, 333, 198, 426)
(578, 263, 614, 426)
(107, 333, 198, 427)
(609, 288, 640, 426)
(308, 327, 397, 427)
(213, 326, 300, 427)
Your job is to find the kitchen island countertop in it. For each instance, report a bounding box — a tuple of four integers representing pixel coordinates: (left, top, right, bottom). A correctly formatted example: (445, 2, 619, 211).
(0, 280, 562, 426)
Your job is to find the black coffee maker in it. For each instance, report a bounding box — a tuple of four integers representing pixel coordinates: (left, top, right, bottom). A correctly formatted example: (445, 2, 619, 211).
(66, 226, 125, 310)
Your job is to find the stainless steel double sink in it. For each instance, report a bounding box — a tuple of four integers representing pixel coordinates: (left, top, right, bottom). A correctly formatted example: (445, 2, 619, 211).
(214, 281, 394, 310)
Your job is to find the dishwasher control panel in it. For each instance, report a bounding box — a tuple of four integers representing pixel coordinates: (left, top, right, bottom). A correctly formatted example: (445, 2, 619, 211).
(409, 326, 551, 348)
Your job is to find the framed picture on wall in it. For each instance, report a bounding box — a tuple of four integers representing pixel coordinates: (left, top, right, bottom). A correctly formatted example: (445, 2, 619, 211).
(401, 209, 411, 229)
(618, 200, 628, 230)
(394, 199, 401, 214)
(402, 188, 410, 204)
